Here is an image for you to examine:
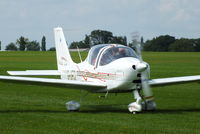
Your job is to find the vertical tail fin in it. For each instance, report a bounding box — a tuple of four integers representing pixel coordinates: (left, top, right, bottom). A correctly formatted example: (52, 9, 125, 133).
(54, 27, 74, 71)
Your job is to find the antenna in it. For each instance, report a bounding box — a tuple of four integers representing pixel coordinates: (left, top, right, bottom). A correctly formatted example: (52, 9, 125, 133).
(76, 46, 83, 62)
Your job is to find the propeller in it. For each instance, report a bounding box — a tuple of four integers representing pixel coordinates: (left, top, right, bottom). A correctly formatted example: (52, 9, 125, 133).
(134, 39, 156, 111)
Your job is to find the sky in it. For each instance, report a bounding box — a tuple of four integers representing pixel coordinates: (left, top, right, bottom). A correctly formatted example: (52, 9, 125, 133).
(0, 0, 200, 49)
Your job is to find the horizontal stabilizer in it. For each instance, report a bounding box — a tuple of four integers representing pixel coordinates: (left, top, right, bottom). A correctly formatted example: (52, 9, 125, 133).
(149, 75, 200, 86)
(7, 70, 60, 76)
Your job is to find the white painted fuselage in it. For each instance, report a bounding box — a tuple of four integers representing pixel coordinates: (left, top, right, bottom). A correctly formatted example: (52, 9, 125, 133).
(59, 56, 149, 93)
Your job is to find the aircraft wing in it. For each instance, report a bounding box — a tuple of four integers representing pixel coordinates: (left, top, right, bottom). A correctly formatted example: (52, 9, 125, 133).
(149, 75, 200, 86)
(0, 75, 106, 91)
(7, 70, 60, 76)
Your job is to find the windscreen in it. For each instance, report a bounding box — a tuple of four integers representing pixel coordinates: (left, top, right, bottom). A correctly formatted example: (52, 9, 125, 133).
(99, 46, 137, 66)
(88, 44, 107, 65)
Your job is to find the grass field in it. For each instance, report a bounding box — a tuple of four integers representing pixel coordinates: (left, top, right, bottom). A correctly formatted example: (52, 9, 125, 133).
(0, 51, 200, 134)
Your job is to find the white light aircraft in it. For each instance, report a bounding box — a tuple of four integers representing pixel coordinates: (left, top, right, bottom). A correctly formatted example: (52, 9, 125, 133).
(0, 27, 200, 113)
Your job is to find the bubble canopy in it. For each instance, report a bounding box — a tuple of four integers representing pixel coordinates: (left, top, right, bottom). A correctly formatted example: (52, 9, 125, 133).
(87, 44, 138, 66)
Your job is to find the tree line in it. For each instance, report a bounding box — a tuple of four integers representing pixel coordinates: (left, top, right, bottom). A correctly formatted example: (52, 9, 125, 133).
(69, 29, 127, 49)
(143, 35, 200, 52)
(1, 30, 200, 52)
(3, 36, 46, 51)
(69, 31, 200, 52)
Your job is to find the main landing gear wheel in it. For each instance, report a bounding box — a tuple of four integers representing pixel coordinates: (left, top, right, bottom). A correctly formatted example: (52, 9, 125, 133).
(65, 101, 80, 111)
(65, 90, 89, 111)
(142, 100, 156, 111)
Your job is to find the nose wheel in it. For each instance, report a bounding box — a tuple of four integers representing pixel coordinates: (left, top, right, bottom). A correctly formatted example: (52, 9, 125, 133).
(128, 101, 142, 113)
(128, 90, 142, 113)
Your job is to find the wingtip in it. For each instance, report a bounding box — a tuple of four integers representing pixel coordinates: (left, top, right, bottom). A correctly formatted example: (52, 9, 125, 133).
(7, 71, 12, 75)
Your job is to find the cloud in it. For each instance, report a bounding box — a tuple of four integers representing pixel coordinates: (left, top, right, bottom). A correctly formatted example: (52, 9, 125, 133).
(173, 9, 190, 22)
(159, 0, 200, 23)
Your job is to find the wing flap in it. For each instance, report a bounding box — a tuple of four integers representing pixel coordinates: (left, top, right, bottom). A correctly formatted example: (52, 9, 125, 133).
(149, 75, 200, 86)
(7, 70, 60, 76)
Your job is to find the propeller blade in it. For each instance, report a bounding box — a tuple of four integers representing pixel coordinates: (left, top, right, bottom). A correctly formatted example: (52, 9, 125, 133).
(141, 71, 156, 111)
(135, 39, 153, 100)
(141, 72, 153, 100)
(132, 37, 156, 110)
(135, 42, 143, 61)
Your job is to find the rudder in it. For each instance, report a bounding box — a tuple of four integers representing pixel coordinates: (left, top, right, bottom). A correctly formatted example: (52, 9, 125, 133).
(54, 27, 74, 71)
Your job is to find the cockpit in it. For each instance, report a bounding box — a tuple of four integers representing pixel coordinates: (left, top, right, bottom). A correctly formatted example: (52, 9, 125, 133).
(87, 44, 138, 67)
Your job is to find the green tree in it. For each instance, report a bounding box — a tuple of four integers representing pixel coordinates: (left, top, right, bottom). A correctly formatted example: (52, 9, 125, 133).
(70, 42, 78, 49)
(90, 30, 113, 46)
(41, 36, 46, 51)
(5, 42, 18, 51)
(69, 35, 91, 49)
(169, 38, 195, 52)
(144, 35, 175, 51)
(26, 41, 40, 51)
(48, 47, 56, 51)
(141, 36, 144, 45)
(16, 36, 29, 51)
(0, 41, 1, 51)
(70, 41, 88, 49)
(69, 29, 128, 48)
(193, 38, 200, 52)
(84, 35, 91, 48)
(111, 36, 127, 45)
